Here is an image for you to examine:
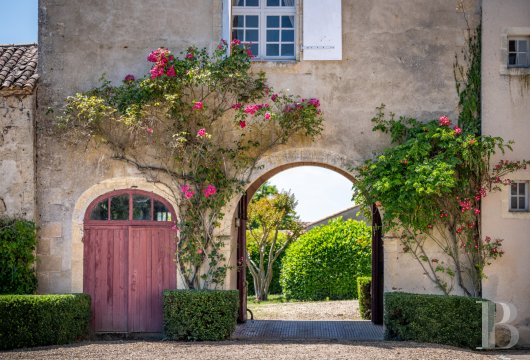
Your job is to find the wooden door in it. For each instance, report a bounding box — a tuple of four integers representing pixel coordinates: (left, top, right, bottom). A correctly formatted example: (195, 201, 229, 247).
(237, 193, 248, 322)
(83, 226, 128, 332)
(128, 226, 176, 332)
(84, 190, 177, 333)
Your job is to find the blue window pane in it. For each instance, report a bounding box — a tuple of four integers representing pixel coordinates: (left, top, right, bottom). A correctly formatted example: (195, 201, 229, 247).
(246, 30, 259, 42)
(154, 200, 171, 221)
(267, 44, 279, 56)
(250, 44, 259, 57)
(282, 30, 294, 42)
(267, 0, 280, 6)
(233, 0, 245, 6)
(509, 40, 516, 52)
(246, 0, 259, 6)
(267, 30, 279, 42)
(133, 195, 151, 220)
(282, 0, 295, 6)
(281, 44, 294, 56)
(519, 40, 528, 52)
(246, 15, 259, 28)
(267, 16, 280, 28)
(233, 16, 244, 27)
(232, 30, 245, 40)
(282, 16, 294, 28)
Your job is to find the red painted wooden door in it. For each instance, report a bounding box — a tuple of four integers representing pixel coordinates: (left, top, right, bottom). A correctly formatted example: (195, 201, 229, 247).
(83, 190, 177, 333)
(128, 227, 176, 332)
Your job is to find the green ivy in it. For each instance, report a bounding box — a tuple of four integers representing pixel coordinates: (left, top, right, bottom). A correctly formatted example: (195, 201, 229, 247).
(280, 219, 371, 301)
(0, 218, 37, 294)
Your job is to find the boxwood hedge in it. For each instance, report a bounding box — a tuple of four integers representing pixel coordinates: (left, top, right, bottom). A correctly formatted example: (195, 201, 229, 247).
(0, 294, 91, 350)
(357, 276, 372, 320)
(163, 290, 238, 341)
(384, 292, 485, 348)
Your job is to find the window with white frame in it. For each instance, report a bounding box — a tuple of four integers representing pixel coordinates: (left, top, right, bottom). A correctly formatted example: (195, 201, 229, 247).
(508, 38, 529, 67)
(510, 181, 528, 211)
(232, 0, 296, 60)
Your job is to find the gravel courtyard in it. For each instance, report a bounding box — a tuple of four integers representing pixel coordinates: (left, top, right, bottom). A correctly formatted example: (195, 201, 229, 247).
(247, 299, 360, 320)
(3, 340, 529, 360)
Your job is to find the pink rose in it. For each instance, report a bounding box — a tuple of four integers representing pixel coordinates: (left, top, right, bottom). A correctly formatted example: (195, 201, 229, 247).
(203, 184, 217, 198)
(166, 66, 176, 77)
(231, 39, 241, 46)
(185, 53, 194, 60)
(123, 74, 135, 82)
(146, 127, 153, 134)
(474, 208, 481, 215)
(197, 249, 203, 254)
(239, 120, 247, 129)
(244, 105, 258, 115)
(438, 116, 451, 127)
(197, 128, 206, 137)
(180, 184, 190, 193)
(231, 103, 242, 110)
(264, 112, 271, 120)
(308, 98, 320, 108)
(193, 101, 203, 110)
(184, 190, 194, 199)
(453, 126, 462, 134)
(271, 94, 278, 102)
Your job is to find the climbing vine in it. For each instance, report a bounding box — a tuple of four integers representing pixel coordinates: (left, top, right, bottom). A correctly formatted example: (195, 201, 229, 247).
(59, 41, 323, 289)
(353, 24, 529, 297)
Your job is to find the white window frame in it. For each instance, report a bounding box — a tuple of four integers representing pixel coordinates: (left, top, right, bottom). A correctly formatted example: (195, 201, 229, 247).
(508, 37, 530, 68)
(509, 181, 529, 212)
(232, 0, 297, 61)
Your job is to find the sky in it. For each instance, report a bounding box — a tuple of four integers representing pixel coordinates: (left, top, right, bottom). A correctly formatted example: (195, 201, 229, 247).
(0, 2, 354, 222)
(267, 166, 355, 223)
(0, 1, 38, 44)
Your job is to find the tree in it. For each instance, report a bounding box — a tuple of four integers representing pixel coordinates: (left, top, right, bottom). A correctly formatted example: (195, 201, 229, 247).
(246, 190, 303, 301)
(59, 41, 323, 289)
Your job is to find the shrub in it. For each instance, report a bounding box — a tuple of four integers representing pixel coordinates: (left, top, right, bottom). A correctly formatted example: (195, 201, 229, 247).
(357, 276, 372, 320)
(0, 218, 37, 294)
(384, 292, 484, 348)
(0, 294, 91, 350)
(280, 218, 371, 301)
(163, 290, 238, 341)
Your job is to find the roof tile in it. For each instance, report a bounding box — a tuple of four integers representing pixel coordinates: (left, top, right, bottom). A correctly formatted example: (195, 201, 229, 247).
(0, 44, 39, 95)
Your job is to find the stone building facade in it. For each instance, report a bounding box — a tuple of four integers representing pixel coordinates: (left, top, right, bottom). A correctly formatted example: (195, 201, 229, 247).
(0, 0, 528, 345)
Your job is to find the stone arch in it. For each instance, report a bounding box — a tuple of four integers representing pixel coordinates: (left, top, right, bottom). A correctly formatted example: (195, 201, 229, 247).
(222, 147, 360, 290)
(70, 177, 179, 292)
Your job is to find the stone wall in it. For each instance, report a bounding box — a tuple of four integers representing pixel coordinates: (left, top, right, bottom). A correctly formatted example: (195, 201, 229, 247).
(482, 0, 530, 347)
(0, 95, 36, 220)
(37, 0, 479, 298)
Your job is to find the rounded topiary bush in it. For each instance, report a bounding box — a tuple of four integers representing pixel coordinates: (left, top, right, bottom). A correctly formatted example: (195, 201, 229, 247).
(280, 218, 371, 301)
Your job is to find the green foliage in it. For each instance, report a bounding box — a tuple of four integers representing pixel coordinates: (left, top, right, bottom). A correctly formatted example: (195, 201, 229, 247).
(354, 105, 528, 296)
(0, 218, 37, 294)
(357, 276, 372, 320)
(163, 290, 238, 341)
(247, 191, 303, 301)
(252, 181, 279, 202)
(0, 294, 91, 350)
(384, 292, 484, 349)
(246, 230, 287, 296)
(280, 218, 372, 301)
(59, 42, 323, 290)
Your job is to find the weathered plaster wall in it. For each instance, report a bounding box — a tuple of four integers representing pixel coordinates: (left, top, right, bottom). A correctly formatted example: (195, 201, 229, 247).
(0, 95, 35, 220)
(37, 0, 478, 299)
(482, 0, 530, 347)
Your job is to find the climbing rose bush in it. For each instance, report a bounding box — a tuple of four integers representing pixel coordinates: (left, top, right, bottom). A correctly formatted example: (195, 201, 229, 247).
(354, 106, 529, 296)
(59, 40, 323, 289)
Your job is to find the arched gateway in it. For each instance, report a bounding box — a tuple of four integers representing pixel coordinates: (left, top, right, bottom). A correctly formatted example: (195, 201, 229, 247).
(231, 150, 384, 325)
(83, 189, 177, 333)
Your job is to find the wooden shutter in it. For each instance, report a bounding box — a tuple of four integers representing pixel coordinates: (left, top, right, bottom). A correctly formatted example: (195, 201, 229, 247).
(302, 0, 342, 61)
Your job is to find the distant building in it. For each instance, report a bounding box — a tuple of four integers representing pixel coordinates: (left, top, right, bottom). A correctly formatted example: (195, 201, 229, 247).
(305, 205, 367, 231)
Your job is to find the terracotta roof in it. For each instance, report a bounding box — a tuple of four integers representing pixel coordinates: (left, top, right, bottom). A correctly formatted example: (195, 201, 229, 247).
(0, 44, 39, 95)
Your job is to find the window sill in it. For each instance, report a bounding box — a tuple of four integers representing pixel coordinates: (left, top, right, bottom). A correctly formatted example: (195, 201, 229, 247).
(500, 66, 530, 76)
(502, 200, 530, 219)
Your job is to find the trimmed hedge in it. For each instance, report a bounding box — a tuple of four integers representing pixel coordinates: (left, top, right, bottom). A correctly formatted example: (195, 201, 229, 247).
(357, 276, 371, 320)
(163, 290, 239, 341)
(0, 218, 37, 294)
(0, 294, 91, 350)
(384, 292, 484, 349)
(280, 218, 372, 301)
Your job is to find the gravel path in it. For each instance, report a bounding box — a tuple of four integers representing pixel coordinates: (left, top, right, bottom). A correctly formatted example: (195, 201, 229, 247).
(248, 300, 359, 320)
(3, 340, 526, 360)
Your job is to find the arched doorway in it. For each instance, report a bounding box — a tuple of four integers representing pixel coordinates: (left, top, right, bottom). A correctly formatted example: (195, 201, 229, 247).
(236, 164, 384, 325)
(83, 189, 177, 333)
